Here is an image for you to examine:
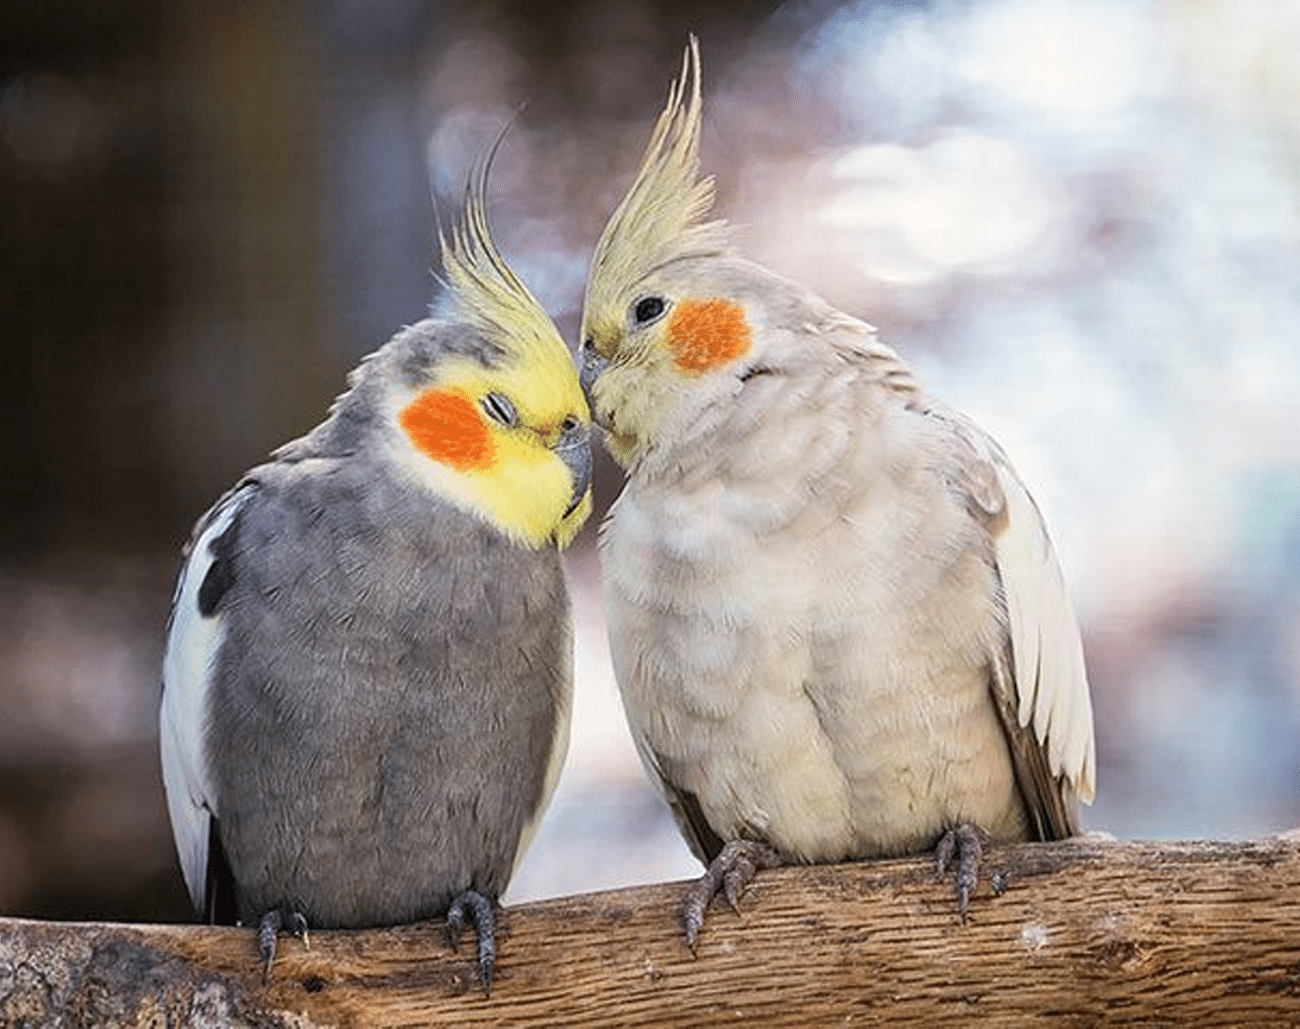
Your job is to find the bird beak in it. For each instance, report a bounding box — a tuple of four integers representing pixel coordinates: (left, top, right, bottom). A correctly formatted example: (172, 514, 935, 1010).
(555, 421, 593, 518)
(579, 349, 609, 411)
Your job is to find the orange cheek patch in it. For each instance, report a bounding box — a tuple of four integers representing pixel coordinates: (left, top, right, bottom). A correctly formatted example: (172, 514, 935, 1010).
(399, 389, 494, 471)
(667, 298, 752, 373)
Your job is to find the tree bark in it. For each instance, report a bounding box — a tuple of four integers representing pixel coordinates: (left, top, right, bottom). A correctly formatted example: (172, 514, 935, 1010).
(2, 835, 1299, 1027)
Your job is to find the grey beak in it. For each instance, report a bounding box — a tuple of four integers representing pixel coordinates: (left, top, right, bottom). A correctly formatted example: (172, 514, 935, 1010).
(556, 422, 592, 517)
(579, 349, 609, 408)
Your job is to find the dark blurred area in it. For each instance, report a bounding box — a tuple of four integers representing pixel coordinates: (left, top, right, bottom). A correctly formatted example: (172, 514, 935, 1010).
(2, 0, 1298, 924)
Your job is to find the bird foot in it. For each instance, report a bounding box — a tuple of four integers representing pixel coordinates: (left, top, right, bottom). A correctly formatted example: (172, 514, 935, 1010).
(258, 908, 310, 983)
(446, 889, 497, 996)
(681, 840, 782, 954)
(934, 823, 990, 922)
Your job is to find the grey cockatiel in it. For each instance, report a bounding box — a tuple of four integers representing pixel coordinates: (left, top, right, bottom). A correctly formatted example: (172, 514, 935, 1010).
(579, 38, 1096, 950)
(159, 164, 592, 991)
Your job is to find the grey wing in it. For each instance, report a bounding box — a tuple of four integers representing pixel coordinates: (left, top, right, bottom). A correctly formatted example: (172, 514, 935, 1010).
(948, 416, 1096, 839)
(159, 482, 256, 915)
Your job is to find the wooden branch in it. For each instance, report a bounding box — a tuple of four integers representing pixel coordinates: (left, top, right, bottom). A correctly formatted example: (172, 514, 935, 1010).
(3, 835, 1299, 1027)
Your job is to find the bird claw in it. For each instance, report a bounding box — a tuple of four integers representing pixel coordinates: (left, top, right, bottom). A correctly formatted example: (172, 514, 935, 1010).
(289, 911, 310, 951)
(722, 857, 753, 912)
(258, 907, 311, 983)
(446, 890, 496, 997)
(934, 824, 987, 922)
(681, 840, 782, 954)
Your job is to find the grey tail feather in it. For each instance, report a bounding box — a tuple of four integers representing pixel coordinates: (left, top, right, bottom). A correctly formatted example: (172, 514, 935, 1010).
(203, 815, 239, 926)
(674, 786, 728, 864)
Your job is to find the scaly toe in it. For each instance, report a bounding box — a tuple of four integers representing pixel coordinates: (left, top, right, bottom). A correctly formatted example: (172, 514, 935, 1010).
(257, 908, 310, 983)
(933, 824, 987, 923)
(446, 890, 497, 997)
(680, 840, 783, 953)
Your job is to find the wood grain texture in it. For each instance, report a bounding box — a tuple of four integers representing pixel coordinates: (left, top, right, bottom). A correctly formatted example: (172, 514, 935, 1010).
(2, 835, 1299, 1027)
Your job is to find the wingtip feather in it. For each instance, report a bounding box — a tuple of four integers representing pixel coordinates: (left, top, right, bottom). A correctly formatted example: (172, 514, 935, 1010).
(995, 459, 1096, 804)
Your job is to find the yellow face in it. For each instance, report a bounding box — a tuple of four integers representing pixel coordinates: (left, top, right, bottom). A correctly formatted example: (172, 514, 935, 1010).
(397, 354, 592, 549)
(581, 259, 755, 468)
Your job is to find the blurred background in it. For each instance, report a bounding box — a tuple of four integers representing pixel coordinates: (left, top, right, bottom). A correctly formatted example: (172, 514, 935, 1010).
(1, 0, 1298, 923)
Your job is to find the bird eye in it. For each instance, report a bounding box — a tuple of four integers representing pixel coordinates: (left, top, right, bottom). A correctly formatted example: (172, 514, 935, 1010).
(632, 296, 667, 325)
(481, 392, 517, 426)
(561, 415, 580, 433)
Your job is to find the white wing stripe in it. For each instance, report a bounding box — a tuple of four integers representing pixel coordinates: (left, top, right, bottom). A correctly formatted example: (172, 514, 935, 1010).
(160, 485, 253, 912)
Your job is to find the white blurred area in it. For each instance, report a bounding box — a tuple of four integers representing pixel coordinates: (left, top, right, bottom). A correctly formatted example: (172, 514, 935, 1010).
(507, 0, 1300, 898)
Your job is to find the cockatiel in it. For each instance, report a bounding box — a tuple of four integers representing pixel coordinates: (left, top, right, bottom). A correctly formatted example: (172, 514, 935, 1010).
(159, 160, 592, 992)
(579, 38, 1095, 950)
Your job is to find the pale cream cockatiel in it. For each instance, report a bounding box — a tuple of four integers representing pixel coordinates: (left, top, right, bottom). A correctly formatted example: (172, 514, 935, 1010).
(579, 38, 1095, 950)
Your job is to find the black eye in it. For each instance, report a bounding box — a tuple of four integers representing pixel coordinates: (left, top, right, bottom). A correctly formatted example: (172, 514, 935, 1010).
(481, 392, 517, 426)
(561, 415, 580, 433)
(633, 296, 667, 325)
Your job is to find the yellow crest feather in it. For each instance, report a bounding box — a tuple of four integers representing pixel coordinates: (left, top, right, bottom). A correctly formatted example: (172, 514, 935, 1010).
(584, 36, 731, 311)
(439, 140, 568, 368)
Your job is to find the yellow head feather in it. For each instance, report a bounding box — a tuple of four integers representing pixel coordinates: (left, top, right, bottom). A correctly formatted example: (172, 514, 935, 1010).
(439, 144, 573, 383)
(582, 36, 731, 331)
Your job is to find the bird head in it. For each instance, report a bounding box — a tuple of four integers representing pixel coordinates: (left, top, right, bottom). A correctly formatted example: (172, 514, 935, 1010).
(342, 157, 593, 549)
(579, 37, 770, 468)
